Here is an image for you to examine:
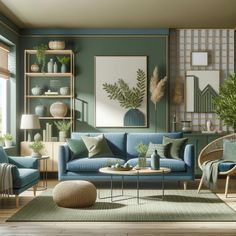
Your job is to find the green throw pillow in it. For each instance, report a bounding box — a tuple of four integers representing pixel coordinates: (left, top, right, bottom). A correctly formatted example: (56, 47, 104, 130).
(81, 135, 114, 158)
(0, 146, 9, 163)
(145, 142, 172, 158)
(223, 140, 236, 162)
(162, 136, 188, 160)
(66, 138, 88, 159)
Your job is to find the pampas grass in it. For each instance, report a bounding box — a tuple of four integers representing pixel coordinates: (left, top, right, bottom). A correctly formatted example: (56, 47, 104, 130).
(150, 66, 167, 107)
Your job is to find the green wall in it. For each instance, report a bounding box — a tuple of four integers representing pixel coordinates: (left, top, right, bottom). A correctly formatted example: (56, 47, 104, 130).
(20, 35, 168, 133)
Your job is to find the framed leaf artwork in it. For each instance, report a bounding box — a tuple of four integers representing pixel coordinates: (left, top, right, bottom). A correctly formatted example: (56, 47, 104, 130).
(95, 56, 147, 127)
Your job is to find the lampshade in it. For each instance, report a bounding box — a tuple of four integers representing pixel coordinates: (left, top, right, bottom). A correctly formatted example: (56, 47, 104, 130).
(20, 114, 40, 130)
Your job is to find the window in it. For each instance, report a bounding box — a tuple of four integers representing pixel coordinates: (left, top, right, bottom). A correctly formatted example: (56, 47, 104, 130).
(0, 42, 10, 134)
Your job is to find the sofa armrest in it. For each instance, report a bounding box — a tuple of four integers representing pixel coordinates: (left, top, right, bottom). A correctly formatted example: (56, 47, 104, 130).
(8, 156, 38, 169)
(58, 144, 70, 178)
(184, 144, 195, 169)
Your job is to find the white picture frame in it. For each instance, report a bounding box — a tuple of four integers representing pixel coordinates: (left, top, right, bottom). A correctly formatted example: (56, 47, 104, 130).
(191, 51, 208, 66)
(95, 56, 147, 127)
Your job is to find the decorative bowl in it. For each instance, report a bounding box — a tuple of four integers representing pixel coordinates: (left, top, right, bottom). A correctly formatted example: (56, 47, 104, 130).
(50, 101, 67, 117)
(48, 41, 65, 50)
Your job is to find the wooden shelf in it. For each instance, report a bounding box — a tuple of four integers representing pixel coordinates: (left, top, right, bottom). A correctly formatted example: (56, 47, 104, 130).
(26, 72, 72, 77)
(39, 117, 72, 120)
(25, 49, 73, 55)
(26, 95, 73, 98)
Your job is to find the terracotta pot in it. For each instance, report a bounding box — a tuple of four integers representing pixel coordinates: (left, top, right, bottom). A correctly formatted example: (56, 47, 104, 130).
(50, 102, 67, 117)
(31, 63, 39, 72)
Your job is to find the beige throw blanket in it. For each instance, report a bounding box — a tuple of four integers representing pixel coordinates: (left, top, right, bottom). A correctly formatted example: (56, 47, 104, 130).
(0, 163, 15, 195)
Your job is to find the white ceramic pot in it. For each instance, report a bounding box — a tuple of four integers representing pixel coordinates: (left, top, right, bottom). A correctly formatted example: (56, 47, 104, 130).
(50, 102, 67, 117)
(5, 140, 12, 148)
(59, 131, 67, 142)
(31, 151, 42, 158)
(31, 86, 42, 95)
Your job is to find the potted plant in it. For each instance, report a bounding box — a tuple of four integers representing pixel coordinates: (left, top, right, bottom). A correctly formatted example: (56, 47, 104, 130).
(29, 141, 44, 158)
(213, 73, 236, 132)
(56, 56, 70, 73)
(4, 133, 13, 148)
(33, 44, 48, 73)
(54, 120, 72, 142)
(135, 143, 148, 169)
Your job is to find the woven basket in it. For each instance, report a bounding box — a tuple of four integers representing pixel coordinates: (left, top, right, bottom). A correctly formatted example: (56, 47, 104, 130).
(49, 41, 65, 50)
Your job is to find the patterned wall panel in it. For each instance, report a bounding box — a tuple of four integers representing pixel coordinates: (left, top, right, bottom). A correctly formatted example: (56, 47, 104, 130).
(170, 29, 235, 132)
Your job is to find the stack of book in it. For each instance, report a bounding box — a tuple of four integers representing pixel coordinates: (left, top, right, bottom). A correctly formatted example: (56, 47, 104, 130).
(43, 123, 52, 141)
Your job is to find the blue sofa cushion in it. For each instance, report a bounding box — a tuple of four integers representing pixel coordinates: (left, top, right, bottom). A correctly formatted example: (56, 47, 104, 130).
(13, 168, 39, 189)
(126, 158, 186, 172)
(218, 162, 236, 172)
(71, 132, 126, 159)
(126, 133, 183, 159)
(0, 146, 9, 163)
(67, 157, 126, 172)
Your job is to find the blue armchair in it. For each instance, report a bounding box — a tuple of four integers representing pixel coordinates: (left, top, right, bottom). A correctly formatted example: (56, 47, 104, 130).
(0, 147, 39, 207)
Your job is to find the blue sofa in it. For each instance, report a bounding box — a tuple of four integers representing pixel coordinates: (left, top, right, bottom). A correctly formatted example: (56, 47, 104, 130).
(58, 132, 195, 186)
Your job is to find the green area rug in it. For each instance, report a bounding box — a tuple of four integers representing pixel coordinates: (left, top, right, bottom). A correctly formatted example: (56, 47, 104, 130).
(7, 189, 236, 222)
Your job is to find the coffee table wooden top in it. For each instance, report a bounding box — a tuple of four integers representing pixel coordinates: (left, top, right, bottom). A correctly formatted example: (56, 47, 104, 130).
(99, 167, 171, 176)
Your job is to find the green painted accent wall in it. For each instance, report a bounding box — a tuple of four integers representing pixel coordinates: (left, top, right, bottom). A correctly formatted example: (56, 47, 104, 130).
(20, 35, 168, 133)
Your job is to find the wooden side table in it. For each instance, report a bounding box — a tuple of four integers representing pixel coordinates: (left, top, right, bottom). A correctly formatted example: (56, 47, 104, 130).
(37, 155, 49, 191)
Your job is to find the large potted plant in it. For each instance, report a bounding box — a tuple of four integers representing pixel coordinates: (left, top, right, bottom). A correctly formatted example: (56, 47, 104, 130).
(54, 120, 72, 142)
(213, 73, 236, 132)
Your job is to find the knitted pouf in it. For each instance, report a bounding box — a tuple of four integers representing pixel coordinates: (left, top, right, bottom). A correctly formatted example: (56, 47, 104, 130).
(53, 180, 97, 208)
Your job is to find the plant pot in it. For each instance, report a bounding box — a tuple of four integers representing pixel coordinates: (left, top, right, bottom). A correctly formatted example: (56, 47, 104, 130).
(31, 63, 39, 72)
(31, 151, 42, 158)
(59, 131, 67, 142)
(50, 102, 67, 117)
(137, 156, 147, 169)
(0, 141, 4, 147)
(124, 108, 145, 126)
(5, 140, 12, 148)
(60, 87, 69, 95)
(61, 64, 67, 73)
(31, 86, 42, 95)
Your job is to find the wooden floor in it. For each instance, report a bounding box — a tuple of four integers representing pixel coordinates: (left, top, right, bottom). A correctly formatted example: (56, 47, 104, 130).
(1, 179, 236, 236)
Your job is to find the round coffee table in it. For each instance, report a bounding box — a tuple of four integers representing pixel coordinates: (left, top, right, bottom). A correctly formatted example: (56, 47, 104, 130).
(99, 167, 171, 204)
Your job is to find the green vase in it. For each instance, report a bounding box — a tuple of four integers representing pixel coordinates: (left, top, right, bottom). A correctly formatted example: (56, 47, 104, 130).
(124, 108, 145, 126)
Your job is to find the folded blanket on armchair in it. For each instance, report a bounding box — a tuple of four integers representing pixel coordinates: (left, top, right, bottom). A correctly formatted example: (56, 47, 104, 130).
(0, 163, 15, 195)
(202, 159, 234, 190)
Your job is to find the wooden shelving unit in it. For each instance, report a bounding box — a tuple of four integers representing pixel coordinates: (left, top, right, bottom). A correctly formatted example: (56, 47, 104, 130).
(24, 49, 75, 132)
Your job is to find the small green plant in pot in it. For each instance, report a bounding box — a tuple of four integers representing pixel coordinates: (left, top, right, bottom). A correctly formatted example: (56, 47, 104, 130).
(54, 120, 72, 142)
(135, 143, 148, 169)
(29, 141, 44, 158)
(56, 56, 70, 73)
(4, 133, 13, 148)
(33, 44, 48, 73)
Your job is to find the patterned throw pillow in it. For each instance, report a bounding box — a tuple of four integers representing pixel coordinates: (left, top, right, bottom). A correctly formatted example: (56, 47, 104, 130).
(146, 142, 172, 158)
(66, 138, 88, 159)
(81, 134, 114, 158)
(162, 136, 188, 160)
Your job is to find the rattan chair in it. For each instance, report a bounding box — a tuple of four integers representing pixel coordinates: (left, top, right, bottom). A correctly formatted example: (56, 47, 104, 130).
(197, 133, 236, 197)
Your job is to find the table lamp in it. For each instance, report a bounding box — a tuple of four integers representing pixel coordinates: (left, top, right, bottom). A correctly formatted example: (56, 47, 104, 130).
(20, 114, 40, 141)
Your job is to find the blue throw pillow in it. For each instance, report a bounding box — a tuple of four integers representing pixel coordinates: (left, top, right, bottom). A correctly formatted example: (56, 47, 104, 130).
(222, 140, 236, 162)
(0, 146, 9, 163)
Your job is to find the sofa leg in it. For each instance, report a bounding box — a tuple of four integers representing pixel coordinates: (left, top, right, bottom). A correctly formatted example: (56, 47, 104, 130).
(197, 176, 204, 193)
(225, 175, 230, 198)
(33, 185, 37, 197)
(15, 195, 19, 208)
(183, 181, 187, 190)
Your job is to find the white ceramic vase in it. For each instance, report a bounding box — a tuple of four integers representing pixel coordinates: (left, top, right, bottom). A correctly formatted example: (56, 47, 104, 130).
(59, 131, 67, 142)
(5, 140, 12, 148)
